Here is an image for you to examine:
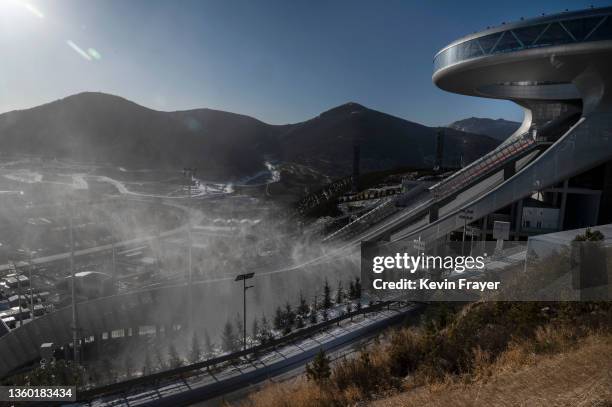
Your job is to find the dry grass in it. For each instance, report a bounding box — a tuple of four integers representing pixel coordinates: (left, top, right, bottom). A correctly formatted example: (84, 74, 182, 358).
(373, 333, 612, 407)
(236, 302, 611, 407)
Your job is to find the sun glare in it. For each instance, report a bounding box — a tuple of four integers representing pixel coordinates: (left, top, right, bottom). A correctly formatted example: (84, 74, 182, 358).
(0, 0, 45, 19)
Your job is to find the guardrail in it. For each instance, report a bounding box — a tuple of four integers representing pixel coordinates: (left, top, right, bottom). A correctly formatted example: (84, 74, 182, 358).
(431, 132, 536, 202)
(323, 199, 398, 242)
(431, 112, 580, 203)
(76, 300, 400, 403)
(295, 176, 353, 216)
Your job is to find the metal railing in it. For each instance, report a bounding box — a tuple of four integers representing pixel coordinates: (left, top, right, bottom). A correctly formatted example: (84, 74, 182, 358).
(323, 199, 398, 242)
(431, 132, 536, 202)
(76, 300, 400, 403)
(431, 111, 580, 203)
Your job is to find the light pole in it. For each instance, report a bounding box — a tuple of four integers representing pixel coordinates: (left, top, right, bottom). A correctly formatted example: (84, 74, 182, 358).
(469, 226, 474, 255)
(235, 272, 254, 351)
(459, 209, 474, 256)
(182, 168, 196, 327)
(182, 168, 196, 281)
(27, 250, 34, 321)
(68, 203, 79, 364)
(110, 204, 117, 293)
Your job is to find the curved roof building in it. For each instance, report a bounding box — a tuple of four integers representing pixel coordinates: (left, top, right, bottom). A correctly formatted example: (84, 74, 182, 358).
(394, 6, 612, 243)
(433, 6, 612, 102)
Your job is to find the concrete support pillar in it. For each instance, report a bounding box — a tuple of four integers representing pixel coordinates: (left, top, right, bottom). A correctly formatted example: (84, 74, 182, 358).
(481, 215, 488, 240)
(480, 216, 488, 252)
(514, 199, 523, 240)
(429, 204, 439, 223)
(503, 161, 516, 180)
(599, 161, 612, 224)
(559, 179, 569, 230)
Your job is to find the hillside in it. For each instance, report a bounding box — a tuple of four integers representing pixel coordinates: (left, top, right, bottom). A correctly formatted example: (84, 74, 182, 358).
(374, 335, 611, 407)
(0, 92, 281, 178)
(449, 117, 521, 142)
(238, 301, 611, 407)
(0, 93, 500, 179)
(281, 102, 498, 175)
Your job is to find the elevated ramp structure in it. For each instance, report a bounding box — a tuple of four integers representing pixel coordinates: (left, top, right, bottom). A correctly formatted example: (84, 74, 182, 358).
(328, 6, 612, 245)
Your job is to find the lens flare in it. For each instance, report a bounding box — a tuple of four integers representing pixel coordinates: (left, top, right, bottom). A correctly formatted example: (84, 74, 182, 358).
(87, 48, 102, 60)
(23, 2, 44, 19)
(66, 40, 92, 61)
(1, 0, 45, 19)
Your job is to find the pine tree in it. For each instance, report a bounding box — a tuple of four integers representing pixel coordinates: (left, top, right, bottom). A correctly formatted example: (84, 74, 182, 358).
(251, 318, 260, 346)
(284, 302, 296, 326)
(168, 343, 182, 368)
(346, 302, 352, 314)
(305, 349, 331, 383)
(309, 308, 318, 324)
(260, 315, 273, 344)
(203, 329, 213, 356)
(282, 321, 292, 336)
(354, 277, 362, 299)
(323, 279, 332, 309)
(335, 281, 343, 304)
(221, 320, 238, 352)
(234, 313, 244, 344)
(349, 281, 356, 299)
(189, 332, 201, 363)
(142, 350, 153, 376)
(273, 306, 284, 330)
(297, 291, 309, 316)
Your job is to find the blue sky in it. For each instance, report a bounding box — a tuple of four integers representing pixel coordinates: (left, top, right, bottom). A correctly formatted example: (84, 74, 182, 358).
(1, 0, 610, 126)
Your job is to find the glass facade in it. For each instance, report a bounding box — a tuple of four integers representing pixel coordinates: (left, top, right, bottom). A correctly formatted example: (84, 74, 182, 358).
(434, 13, 612, 73)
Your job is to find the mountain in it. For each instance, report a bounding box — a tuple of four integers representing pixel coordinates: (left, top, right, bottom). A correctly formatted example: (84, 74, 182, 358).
(449, 117, 521, 142)
(0, 93, 500, 179)
(0, 92, 283, 178)
(280, 102, 499, 175)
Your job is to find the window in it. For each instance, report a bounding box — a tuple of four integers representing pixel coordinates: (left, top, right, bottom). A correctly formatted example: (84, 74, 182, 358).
(563, 16, 603, 40)
(513, 24, 547, 45)
(587, 16, 612, 41)
(534, 22, 573, 46)
(492, 31, 522, 53)
(478, 33, 502, 53)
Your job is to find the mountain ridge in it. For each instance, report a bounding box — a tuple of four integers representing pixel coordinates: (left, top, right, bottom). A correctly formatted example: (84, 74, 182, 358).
(0, 92, 501, 178)
(449, 116, 521, 142)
